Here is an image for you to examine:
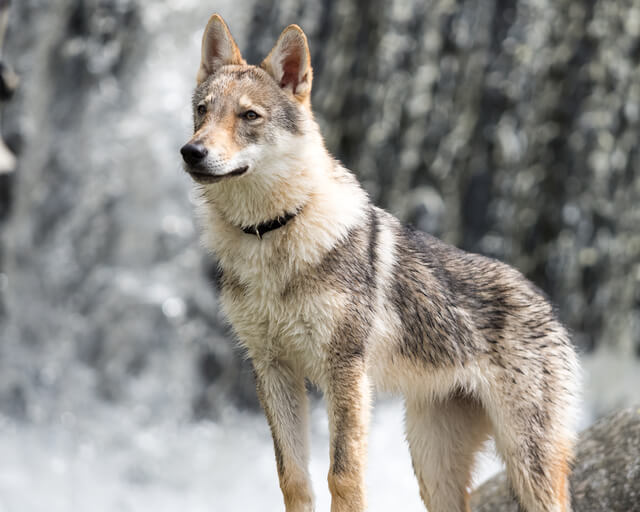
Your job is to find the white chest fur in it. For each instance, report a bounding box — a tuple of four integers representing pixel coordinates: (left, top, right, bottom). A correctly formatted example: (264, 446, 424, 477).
(220, 262, 349, 387)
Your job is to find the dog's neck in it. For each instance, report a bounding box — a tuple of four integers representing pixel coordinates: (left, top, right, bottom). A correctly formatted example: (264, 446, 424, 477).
(200, 161, 315, 232)
(197, 131, 370, 275)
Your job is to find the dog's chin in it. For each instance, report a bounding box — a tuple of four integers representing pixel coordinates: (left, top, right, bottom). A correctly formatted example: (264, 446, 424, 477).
(186, 165, 249, 184)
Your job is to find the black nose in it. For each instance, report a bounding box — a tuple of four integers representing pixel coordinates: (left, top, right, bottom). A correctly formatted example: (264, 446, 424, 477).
(180, 142, 208, 166)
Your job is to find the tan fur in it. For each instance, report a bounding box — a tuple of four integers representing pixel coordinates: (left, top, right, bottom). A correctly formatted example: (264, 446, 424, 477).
(551, 440, 572, 512)
(181, 14, 581, 512)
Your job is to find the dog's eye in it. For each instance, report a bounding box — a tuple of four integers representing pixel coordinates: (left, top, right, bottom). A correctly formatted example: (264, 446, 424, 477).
(197, 104, 207, 116)
(243, 110, 260, 121)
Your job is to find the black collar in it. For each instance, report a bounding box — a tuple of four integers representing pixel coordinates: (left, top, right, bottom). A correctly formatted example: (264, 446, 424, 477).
(241, 210, 299, 239)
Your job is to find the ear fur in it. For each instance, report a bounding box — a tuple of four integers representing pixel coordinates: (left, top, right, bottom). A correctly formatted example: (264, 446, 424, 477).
(261, 25, 313, 105)
(197, 14, 245, 85)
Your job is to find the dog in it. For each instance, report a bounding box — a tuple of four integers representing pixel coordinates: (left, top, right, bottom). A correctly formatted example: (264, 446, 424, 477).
(180, 14, 580, 512)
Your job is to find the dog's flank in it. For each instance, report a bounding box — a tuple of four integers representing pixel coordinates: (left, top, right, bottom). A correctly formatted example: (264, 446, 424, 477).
(181, 14, 580, 512)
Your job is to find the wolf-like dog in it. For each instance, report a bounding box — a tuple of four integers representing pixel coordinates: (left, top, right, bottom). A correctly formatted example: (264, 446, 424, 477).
(180, 14, 580, 512)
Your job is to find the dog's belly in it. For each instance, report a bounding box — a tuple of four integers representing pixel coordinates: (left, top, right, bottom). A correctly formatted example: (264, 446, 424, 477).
(365, 304, 488, 403)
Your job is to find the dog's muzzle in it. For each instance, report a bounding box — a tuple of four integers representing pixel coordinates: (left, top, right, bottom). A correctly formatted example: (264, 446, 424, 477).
(180, 142, 248, 183)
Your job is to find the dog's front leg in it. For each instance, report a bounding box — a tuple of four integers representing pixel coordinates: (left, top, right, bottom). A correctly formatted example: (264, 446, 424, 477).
(326, 358, 371, 512)
(253, 359, 314, 512)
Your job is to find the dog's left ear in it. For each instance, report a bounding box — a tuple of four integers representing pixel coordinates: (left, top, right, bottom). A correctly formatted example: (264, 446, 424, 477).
(261, 25, 313, 105)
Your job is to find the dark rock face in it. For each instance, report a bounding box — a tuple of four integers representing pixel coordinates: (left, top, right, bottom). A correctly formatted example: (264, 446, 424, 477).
(471, 407, 640, 511)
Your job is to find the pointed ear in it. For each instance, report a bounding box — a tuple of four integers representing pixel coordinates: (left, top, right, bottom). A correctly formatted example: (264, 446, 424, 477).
(197, 14, 245, 85)
(261, 25, 313, 104)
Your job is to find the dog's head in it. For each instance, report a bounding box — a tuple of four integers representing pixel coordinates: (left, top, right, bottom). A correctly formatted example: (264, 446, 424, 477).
(180, 14, 314, 185)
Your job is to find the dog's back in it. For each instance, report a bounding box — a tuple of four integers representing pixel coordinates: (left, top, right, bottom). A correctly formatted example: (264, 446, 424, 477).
(181, 14, 579, 512)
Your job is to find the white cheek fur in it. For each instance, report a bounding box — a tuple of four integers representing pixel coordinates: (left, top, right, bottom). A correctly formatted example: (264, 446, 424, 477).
(226, 143, 263, 173)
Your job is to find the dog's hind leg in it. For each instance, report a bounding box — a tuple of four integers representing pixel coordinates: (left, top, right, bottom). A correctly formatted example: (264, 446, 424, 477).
(482, 342, 577, 512)
(405, 396, 491, 512)
(487, 396, 574, 512)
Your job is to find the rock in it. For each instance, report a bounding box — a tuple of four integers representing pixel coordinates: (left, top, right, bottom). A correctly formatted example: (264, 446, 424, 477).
(471, 407, 640, 511)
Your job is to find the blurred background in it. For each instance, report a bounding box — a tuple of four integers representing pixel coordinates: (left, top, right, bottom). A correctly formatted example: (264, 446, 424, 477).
(0, 0, 639, 510)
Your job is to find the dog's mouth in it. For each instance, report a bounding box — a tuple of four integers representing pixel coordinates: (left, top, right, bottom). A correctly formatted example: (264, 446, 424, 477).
(186, 165, 249, 184)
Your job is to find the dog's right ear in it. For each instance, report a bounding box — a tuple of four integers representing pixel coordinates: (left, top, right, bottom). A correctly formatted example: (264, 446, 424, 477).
(197, 14, 245, 85)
